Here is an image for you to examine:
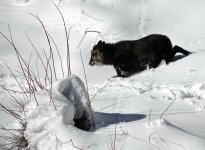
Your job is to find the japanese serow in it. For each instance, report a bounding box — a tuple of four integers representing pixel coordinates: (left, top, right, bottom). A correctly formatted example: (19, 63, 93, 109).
(89, 34, 191, 77)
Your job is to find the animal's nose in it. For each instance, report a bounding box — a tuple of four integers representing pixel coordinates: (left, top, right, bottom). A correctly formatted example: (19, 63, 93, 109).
(89, 61, 94, 66)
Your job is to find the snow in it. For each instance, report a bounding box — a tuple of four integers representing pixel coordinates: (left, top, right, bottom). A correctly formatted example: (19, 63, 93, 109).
(1, 0, 205, 150)
(25, 75, 92, 149)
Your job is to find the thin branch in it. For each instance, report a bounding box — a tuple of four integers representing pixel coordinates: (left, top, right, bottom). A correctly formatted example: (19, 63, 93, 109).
(0, 85, 24, 111)
(3, 62, 29, 95)
(77, 29, 102, 49)
(25, 30, 51, 85)
(90, 81, 110, 103)
(0, 26, 32, 95)
(148, 108, 151, 126)
(43, 49, 57, 110)
(113, 123, 117, 150)
(29, 13, 57, 81)
(52, 1, 72, 76)
(160, 98, 179, 120)
(35, 55, 41, 85)
(48, 32, 65, 77)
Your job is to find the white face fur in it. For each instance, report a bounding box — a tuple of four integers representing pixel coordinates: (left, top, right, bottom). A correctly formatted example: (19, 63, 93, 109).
(89, 48, 104, 66)
(93, 61, 104, 66)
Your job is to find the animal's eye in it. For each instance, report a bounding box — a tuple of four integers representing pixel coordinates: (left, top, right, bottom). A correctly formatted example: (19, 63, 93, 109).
(92, 51, 97, 55)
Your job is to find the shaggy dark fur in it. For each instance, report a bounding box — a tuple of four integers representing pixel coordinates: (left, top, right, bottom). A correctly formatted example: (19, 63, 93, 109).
(89, 34, 191, 77)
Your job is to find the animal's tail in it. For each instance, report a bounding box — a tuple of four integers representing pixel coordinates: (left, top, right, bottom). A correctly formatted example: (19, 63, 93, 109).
(173, 45, 191, 56)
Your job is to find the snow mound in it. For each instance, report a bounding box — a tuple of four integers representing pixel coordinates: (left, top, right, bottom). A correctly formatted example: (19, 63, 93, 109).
(25, 75, 92, 149)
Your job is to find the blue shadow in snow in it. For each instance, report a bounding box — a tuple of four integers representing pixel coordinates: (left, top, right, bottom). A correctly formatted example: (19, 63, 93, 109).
(172, 54, 187, 62)
(93, 112, 146, 130)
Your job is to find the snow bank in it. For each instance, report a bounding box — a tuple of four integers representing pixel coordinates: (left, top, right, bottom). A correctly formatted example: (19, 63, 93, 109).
(24, 75, 92, 149)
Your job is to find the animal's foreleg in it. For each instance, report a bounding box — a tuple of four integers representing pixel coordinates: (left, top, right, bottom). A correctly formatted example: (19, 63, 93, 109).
(114, 65, 135, 77)
(114, 65, 122, 77)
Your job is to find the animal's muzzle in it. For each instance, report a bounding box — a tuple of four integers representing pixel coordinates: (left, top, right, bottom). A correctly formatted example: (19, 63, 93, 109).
(89, 61, 94, 66)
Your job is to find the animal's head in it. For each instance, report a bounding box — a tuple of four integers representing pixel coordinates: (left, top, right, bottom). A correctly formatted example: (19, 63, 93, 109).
(89, 40, 106, 66)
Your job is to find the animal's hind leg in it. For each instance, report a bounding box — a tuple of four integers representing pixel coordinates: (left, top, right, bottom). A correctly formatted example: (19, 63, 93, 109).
(173, 45, 191, 56)
(114, 64, 135, 77)
(163, 51, 176, 64)
(164, 46, 191, 64)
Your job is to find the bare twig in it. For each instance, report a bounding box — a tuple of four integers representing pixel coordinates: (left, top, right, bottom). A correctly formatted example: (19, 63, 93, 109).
(77, 29, 102, 50)
(43, 49, 57, 110)
(48, 32, 65, 77)
(160, 98, 180, 120)
(52, 1, 72, 76)
(0, 86, 24, 111)
(35, 55, 41, 85)
(0, 26, 32, 96)
(82, 9, 103, 22)
(113, 123, 117, 150)
(76, 29, 102, 130)
(4, 62, 29, 96)
(148, 108, 151, 126)
(79, 49, 95, 129)
(90, 81, 110, 103)
(29, 13, 57, 81)
(25, 30, 51, 86)
(79, 49, 88, 91)
(107, 124, 118, 150)
(55, 136, 82, 150)
(120, 126, 128, 136)
(149, 131, 168, 146)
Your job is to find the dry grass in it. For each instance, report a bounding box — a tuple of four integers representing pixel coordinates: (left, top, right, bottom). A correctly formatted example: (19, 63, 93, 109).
(0, 90, 28, 150)
(0, 6, 69, 149)
(0, 1, 98, 149)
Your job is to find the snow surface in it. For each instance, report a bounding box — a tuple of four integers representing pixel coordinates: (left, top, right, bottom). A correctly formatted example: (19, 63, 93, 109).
(25, 75, 92, 149)
(1, 0, 205, 150)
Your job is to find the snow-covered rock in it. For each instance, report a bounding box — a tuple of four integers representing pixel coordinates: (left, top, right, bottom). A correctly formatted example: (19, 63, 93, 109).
(24, 75, 92, 149)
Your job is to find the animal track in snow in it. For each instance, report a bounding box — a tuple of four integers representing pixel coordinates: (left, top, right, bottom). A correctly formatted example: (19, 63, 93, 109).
(133, 82, 205, 111)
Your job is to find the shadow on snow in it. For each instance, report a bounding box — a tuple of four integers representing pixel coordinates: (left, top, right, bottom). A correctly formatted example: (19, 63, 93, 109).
(93, 112, 146, 130)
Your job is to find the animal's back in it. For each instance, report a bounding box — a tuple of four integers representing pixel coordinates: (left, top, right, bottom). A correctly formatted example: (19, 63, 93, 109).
(113, 34, 173, 64)
(133, 34, 172, 54)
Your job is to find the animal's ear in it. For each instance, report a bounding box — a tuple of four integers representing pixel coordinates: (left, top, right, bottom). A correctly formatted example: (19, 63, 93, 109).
(98, 40, 103, 45)
(93, 44, 97, 49)
(97, 40, 106, 46)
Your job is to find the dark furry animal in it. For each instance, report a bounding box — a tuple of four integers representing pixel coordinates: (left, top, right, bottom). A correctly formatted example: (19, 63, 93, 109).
(89, 34, 191, 77)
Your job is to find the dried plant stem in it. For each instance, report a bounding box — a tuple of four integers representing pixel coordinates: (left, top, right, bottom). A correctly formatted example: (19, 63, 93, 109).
(29, 13, 57, 81)
(77, 29, 102, 130)
(0, 25, 39, 106)
(0, 85, 24, 110)
(0, 99, 27, 150)
(77, 29, 102, 50)
(80, 49, 88, 91)
(1, 27, 31, 94)
(0, 103, 24, 125)
(43, 50, 57, 110)
(25, 31, 51, 86)
(149, 131, 168, 145)
(90, 81, 110, 103)
(79, 49, 95, 129)
(160, 98, 178, 120)
(48, 33, 65, 77)
(35, 55, 41, 85)
(107, 124, 118, 150)
(148, 108, 151, 126)
(52, 1, 72, 76)
(4, 62, 29, 96)
(113, 124, 117, 150)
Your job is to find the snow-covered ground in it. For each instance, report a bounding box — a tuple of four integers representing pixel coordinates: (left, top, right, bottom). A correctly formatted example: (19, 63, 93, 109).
(1, 0, 205, 149)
